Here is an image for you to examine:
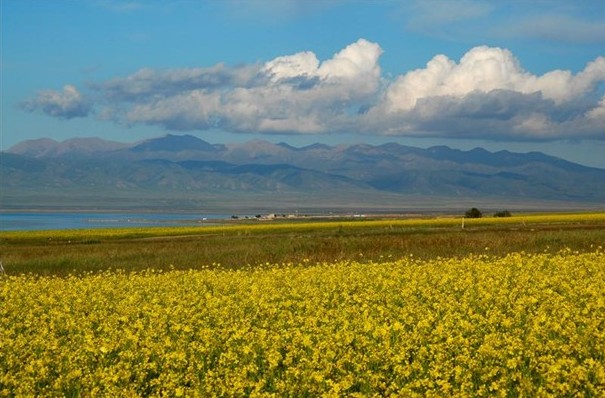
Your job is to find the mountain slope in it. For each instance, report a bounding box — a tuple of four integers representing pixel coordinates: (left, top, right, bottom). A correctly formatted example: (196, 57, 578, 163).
(130, 134, 221, 153)
(1, 155, 368, 193)
(7, 137, 128, 158)
(3, 134, 605, 208)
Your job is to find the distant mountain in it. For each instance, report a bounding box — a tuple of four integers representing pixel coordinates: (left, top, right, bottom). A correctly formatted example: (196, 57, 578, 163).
(1, 154, 366, 194)
(3, 134, 605, 210)
(7, 137, 128, 158)
(130, 134, 221, 153)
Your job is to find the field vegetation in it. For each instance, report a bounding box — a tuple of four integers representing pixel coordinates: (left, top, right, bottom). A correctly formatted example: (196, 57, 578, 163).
(1, 212, 605, 275)
(1, 212, 605, 396)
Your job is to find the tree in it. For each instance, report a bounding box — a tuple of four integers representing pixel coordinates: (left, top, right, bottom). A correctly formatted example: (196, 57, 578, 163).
(465, 208, 482, 218)
(494, 210, 512, 217)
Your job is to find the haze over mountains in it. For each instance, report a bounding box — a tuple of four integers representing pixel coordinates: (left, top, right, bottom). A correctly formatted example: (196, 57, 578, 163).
(2, 134, 604, 211)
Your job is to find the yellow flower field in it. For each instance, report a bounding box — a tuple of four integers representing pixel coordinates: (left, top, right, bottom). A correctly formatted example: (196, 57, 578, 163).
(1, 249, 604, 396)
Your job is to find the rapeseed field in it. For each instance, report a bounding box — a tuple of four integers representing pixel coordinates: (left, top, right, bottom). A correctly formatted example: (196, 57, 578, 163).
(1, 249, 604, 397)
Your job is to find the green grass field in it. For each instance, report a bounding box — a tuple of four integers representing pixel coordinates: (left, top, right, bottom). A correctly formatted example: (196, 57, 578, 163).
(1, 212, 604, 276)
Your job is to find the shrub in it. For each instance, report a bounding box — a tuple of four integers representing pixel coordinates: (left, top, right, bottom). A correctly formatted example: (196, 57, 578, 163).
(465, 207, 482, 218)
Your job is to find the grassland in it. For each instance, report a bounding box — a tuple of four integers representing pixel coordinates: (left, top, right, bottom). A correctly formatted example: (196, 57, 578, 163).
(1, 213, 605, 396)
(1, 212, 605, 275)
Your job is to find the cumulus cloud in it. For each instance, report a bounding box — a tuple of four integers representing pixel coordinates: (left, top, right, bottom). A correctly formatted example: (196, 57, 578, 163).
(106, 38, 382, 134)
(381, 46, 605, 112)
(99, 64, 261, 101)
(21, 85, 91, 119)
(362, 45, 605, 140)
(587, 97, 605, 122)
(22, 40, 605, 141)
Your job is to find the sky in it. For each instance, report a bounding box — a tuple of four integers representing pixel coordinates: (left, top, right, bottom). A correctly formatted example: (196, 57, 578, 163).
(2, 0, 605, 167)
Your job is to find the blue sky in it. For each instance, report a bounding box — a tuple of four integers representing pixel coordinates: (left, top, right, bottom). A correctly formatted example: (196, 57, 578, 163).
(3, 0, 605, 167)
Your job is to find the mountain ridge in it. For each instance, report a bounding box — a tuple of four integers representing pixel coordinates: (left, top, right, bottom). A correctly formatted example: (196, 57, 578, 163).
(3, 134, 604, 209)
(7, 133, 603, 171)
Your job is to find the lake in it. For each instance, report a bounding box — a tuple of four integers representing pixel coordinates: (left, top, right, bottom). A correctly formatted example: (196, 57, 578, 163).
(0, 212, 230, 231)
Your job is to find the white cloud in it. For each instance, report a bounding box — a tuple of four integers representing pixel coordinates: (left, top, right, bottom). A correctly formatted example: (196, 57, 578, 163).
(125, 91, 222, 130)
(22, 40, 605, 141)
(365, 45, 605, 140)
(318, 39, 382, 80)
(264, 52, 320, 81)
(110, 38, 382, 134)
(381, 46, 605, 112)
(587, 96, 605, 122)
(264, 38, 382, 83)
(21, 85, 91, 119)
(99, 64, 260, 101)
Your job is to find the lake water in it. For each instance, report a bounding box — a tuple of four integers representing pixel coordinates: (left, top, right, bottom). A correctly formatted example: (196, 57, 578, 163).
(0, 212, 229, 231)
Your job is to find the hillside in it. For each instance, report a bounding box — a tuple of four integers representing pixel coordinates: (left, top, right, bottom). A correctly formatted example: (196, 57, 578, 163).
(2, 134, 605, 210)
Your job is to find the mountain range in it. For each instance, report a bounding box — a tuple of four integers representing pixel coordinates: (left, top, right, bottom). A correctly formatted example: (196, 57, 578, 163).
(2, 134, 604, 211)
